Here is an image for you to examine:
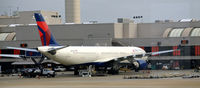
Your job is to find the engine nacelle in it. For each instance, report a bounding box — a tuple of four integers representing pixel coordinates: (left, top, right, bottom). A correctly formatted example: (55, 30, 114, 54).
(133, 60, 147, 70)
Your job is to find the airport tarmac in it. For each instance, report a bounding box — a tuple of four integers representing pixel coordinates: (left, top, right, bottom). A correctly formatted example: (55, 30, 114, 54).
(0, 70, 200, 88)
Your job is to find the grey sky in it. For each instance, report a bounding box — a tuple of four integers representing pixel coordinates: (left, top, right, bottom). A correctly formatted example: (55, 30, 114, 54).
(0, 0, 200, 23)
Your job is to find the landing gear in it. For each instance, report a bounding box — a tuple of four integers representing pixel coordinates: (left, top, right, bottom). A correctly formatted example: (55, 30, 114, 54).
(73, 61, 121, 76)
(108, 61, 120, 75)
(30, 56, 45, 69)
(74, 65, 94, 77)
(74, 65, 112, 76)
(74, 66, 79, 75)
(134, 68, 139, 72)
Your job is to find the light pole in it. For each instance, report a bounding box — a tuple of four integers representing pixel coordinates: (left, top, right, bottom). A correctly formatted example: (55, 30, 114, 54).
(133, 16, 143, 23)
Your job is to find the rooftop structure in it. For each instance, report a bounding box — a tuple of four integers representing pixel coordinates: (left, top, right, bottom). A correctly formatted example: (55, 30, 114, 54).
(65, 0, 81, 24)
(0, 10, 62, 25)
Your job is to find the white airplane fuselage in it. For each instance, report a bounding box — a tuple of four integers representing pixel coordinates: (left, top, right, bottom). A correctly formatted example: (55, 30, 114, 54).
(38, 46, 146, 66)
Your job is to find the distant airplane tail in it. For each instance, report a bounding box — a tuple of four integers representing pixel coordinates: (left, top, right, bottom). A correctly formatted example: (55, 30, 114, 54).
(34, 13, 59, 46)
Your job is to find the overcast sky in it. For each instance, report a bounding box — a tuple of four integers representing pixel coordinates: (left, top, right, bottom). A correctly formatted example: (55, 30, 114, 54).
(0, 0, 200, 23)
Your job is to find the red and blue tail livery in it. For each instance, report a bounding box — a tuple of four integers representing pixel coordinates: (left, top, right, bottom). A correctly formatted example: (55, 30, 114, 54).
(34, 13, 59, 46)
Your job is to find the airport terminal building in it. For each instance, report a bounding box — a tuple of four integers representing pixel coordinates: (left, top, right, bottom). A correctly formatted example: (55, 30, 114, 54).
(0, 10, 200, 73)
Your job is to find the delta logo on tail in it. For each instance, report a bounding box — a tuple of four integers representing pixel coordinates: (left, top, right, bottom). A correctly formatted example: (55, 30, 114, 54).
(34, 13, 59, 46)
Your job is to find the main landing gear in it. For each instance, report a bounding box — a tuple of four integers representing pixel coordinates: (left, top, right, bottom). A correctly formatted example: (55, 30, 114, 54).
(73, 61, 120, 76)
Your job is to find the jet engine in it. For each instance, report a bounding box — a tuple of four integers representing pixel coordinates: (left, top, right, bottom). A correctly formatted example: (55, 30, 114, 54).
(133, 60, 147, 70)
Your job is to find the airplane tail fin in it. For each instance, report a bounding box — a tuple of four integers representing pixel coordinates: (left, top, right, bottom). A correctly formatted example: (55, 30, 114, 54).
(34, 13, 60, 46)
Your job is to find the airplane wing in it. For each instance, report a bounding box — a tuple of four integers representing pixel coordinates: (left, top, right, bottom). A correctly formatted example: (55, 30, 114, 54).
(146, 45, 182, 56)
(93, 55, 137, 63)
(0, 47, 39, 58)
(7, 46, 67, 53)
(0, 46, 66, 58)
(0, 54, 22, 58)
(146, 49, 178, 56)
(93, 49, 179, 63)
(46, 46, 68, 54)
(93, 57, 118, 63)
(7, 47, 38, 52)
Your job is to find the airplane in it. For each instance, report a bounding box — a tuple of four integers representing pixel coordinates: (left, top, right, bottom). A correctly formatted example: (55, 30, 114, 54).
(0, 13, 179, 74)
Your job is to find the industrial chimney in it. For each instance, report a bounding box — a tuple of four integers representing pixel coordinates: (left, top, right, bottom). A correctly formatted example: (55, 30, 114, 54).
(65, 0, 81, 24)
